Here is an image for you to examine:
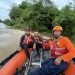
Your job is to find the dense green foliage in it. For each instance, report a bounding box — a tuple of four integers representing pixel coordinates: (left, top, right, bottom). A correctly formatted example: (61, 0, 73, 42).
(3, 0, 75, 40)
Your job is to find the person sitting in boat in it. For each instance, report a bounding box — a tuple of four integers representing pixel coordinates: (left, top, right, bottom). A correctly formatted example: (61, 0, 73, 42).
(20, 27, 34, 59)
(27, 26, 75, 75)
(33, 32, 43, 56)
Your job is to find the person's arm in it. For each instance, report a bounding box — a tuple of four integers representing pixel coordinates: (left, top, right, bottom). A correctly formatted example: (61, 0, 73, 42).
(33, 43, 36, 50)
(32, 36, 36, 49)
(31, 35, 35, 42)
(60, 37, 75, 62)
(37, 37, 43, 44)
(19, 35, 25, 49)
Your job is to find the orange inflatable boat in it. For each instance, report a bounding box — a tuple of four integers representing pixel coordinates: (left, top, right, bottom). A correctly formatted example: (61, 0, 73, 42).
(0, 48, 32, 75)
(64, 61, 75, 75)
(0, 48, 75, 75)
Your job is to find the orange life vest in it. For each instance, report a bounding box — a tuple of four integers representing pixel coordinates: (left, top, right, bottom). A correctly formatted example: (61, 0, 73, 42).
(49, 36, 68, 58)
(22, 35, 33, 45)
(43, 41, 50, 50)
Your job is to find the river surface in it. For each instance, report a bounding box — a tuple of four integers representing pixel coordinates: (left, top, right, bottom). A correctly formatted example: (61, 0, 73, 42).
(0, 23, 24, 62)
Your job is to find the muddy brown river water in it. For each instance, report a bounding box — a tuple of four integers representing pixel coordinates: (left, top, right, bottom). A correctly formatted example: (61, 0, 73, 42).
(0, 23, 25, 62)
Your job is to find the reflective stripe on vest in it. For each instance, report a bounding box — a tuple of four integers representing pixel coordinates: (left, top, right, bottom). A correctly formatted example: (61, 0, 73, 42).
(55, 48, 68, 56)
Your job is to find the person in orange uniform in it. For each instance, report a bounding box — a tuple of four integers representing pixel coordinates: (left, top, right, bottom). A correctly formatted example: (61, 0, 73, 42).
(27, 26, 75, 75)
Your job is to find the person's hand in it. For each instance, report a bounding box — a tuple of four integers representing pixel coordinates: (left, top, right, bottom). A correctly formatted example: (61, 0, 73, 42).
(33, 45, 36, 49)
(33, 44, 36, 49)
(38, 41, 42, 44)
(54, 57, 62, 65)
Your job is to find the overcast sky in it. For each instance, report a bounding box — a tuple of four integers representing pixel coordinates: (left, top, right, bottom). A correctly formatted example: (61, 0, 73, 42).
(0, 0, 73, 20)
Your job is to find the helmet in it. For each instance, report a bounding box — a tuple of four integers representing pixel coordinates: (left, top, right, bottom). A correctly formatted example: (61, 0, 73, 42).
(52, 26, 63, 31)
(34, 32, 39, 36)
(25, 27, 32, 31)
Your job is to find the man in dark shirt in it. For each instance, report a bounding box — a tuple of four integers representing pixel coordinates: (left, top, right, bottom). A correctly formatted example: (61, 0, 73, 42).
(20, 27, 34, 59)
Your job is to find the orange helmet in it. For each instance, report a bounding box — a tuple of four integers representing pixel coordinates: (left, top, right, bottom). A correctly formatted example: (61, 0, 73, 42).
(52, 26, 63, 31)
(34, 32, 39, 36)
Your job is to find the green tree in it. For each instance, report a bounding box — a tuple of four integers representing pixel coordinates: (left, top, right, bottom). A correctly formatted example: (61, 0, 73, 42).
(52, 5, 75, 40)
(9, 6, 22, 19)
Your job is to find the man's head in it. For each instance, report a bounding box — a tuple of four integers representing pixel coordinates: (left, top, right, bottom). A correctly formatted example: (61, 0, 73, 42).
(52, 26, 63, 38)
(34, 32, 39, 37)
(25, 27, 32, 36)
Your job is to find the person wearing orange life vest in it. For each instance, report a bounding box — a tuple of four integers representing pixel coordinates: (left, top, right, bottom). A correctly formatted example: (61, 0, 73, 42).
(33, 32, 43, 56)
(20, 27, 34, 59)
(27, 26, 75, 75)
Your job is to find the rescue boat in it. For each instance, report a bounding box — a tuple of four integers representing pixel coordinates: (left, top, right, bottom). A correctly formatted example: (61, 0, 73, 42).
(0, 42, 75, 75)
